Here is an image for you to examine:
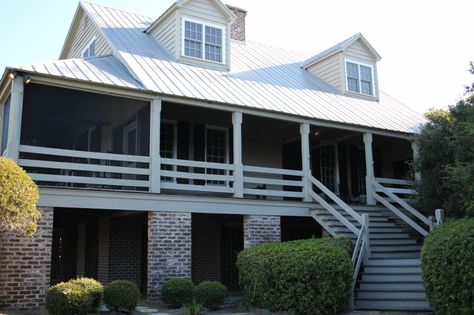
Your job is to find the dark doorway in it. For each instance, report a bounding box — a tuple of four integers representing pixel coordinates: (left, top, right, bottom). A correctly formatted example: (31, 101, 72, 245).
(281, 216, 322, 241)
(192, 214, 243, 289)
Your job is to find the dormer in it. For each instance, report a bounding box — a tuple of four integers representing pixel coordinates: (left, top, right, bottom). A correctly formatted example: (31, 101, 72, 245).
(302, 33, 382, 100)
(145, 0, 237, 71)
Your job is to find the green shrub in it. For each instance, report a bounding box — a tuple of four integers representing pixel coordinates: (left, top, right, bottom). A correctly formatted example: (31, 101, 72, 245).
(180, 300, 204, 315)
(421, 219, 474, 314)
(68, 277, 103, 309)
(160, 278, 194, 308)
(236, 238, 353, 315)
(104, 280, 141, 312)
(46, 281, 94, 315)
(194, 281, 227, 310)
(0, 157, 40, 236)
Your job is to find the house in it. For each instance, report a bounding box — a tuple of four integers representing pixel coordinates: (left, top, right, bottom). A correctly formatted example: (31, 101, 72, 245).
(0, 0, 435, 311)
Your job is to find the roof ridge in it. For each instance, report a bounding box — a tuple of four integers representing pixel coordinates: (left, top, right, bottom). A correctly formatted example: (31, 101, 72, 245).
(80, 1, 155, 21)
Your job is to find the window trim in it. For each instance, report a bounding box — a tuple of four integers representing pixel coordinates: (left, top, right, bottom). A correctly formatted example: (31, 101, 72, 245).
(81, 37, 97, 58)
(344, 58, 376, 97)
(181, 17, 226, 64)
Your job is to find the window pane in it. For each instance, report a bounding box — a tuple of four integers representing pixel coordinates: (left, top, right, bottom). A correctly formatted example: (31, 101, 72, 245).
(205, 26, 222, 62)
(184, 21, 203, 58)
(361, 81, 373, 96)
(347, 62, 359, 79)
(348, 77, 359, 93)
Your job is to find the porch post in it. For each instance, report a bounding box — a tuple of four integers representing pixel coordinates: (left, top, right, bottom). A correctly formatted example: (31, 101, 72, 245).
(5, 75, 24, 161)
(300, 123, 312, 202)
(363, 133, 376, 205)
(232, 112, 243, 198)
(150, 98, 161, 193)
(411, 141, 421, 182)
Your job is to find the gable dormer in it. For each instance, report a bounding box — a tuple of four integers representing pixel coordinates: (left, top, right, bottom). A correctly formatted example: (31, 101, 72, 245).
(303, 33, 382, 100)
(146, 0, 236, 70)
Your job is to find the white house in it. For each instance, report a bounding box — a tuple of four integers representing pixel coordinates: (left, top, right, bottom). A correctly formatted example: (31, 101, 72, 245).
(0, 0, 434, 311)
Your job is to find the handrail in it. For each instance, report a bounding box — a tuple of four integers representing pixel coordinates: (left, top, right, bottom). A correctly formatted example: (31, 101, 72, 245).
(350, 214, 370, 309)
(372, 179, 431, 236)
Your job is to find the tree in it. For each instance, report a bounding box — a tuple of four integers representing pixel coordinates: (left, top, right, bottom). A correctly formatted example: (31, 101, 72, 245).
(415, 63, 474, 218)
(0, 157, 40, 236)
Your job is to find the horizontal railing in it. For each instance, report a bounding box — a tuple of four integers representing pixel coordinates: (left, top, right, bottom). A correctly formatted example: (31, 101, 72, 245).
(372, 177, 432, 236)
(243, 165, 304, 199)
(18, 145, 151, 191)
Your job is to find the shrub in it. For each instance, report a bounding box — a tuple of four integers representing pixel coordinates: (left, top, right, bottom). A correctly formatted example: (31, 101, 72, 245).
(46, 281, 93, 315)
(236, 238, 353, 315)
(421, 219, 474, 314)
(0, 157, 40, 236)
(104, 280, 141, 312)
(160, 278, 194, 308)
(194, 281, 227, 310)
(69, 277, 103, 309)
(181, 300, 204, 315)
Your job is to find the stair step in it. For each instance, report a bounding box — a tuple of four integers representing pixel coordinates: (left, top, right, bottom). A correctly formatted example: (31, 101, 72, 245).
(370, 245, 422, 252)
(370, 239, 418, 245)
(362, 274, 423, 282)
(359, 282, 426, 291)
(369, 233, 411, 239)
(369, 227, 406, 233)
(355, 299, 431, 310)
(364, 266, 422, 274)
(356, 290, 427, 300)
(365, 258, 421, 267)
(371, 252, 420, 259)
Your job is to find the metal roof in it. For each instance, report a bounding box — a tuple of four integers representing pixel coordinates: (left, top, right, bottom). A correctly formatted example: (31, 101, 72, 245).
(10, 2, 427, 134)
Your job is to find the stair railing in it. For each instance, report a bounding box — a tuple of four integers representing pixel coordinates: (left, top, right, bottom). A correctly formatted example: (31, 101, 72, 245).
(308, 174, 364, 236)
(350, 213, 370, 309)
(372, 177, 432, 237)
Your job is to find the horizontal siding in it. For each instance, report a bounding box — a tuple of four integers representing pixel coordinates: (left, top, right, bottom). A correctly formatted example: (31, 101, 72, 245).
(308, 53, 343, 92)
(66, 14, 112, 59)
(150, 12, 177, 57)
(344, 39, 374, 63)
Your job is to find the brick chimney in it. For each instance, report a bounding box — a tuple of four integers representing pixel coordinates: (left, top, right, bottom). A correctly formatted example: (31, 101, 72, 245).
(227, 5, 247, 41)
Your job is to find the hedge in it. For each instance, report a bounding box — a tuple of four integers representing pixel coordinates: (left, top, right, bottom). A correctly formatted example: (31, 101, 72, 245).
(194, 281, 227, 310)
(104, 280, 141, 312)
(421, 218, 474, 314)
(160, 278, 194, 308)
(236, 238, 353, 315)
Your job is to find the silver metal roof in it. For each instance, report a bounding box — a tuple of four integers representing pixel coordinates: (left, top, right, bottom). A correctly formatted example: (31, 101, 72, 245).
(11, 2, 427, 134)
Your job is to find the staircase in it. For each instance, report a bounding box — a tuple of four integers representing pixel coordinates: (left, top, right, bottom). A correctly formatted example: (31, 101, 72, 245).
(311, 204, 431, 311)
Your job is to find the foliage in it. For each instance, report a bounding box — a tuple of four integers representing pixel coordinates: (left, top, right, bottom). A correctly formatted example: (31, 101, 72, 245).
(46, 278, 103, 315)
(103, 280, 141, 312)
(414, 63, 474, 218)
(236, 238, 353, 315)
(421, 219, 474, 314)
(180, 300, 204, 315)
(194, 281, 227, 310)
(0, 157, 40, 236)
(160, 278, 194, 308)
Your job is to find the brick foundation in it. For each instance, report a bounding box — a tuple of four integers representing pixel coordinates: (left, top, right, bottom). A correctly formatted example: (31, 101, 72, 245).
(0, 207, 53, 311)
(147, 212, 191, 301)
(243, 215, 281, 248)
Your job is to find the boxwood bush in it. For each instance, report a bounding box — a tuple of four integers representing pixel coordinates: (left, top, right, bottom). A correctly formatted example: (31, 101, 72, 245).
(160, 278, 194, 308)
(194, 281, 227, 310)
(46, 278, 103, 315)
(236, 238, 353, 315)
(104, 280, 141, 312)
(421, 218, 474, 315)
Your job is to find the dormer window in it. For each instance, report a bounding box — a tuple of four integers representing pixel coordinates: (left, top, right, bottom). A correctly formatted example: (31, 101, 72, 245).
(82, 39, 96, 58)
(345, 60, 374, 96)
(183, 19, 224, 63)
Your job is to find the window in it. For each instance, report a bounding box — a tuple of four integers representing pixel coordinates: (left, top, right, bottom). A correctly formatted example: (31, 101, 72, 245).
(345, 60, 375, 96)
(82, 39, 96, 58)
(320, 145, 336, 193)
(183, 19, 224, 63)
(205, 127, 228, 185)
(160, 121, 177, 182)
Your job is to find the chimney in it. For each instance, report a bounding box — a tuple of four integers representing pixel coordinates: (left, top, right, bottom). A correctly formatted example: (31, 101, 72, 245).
(227, 5, 247, 41)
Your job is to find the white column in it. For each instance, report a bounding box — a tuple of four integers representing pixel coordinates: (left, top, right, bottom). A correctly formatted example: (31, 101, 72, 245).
(363, 133, 375, 205)
(300, 123, 312, 202)
(149, 98, 162, 193)
(5, 75, 24, 161)
(411, 141, 421, 182)
(233, 112, 243, 198)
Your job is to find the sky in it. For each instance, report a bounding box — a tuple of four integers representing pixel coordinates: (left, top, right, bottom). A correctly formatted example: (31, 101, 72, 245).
(1, 0, 473, 114)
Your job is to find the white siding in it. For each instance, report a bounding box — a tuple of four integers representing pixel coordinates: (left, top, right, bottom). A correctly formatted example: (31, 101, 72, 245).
(344, 39, 375, 63)
(307, 53, 344, 93)
(64, 12, 112, 59)
(149, 11, 177, 57)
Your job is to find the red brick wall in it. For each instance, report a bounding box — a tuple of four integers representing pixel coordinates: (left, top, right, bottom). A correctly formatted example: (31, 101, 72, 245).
(243, 215, 281, 248)
(227, 5, 247, 41)
(0, 207, 53, 311)
(147, 212, 191, 301)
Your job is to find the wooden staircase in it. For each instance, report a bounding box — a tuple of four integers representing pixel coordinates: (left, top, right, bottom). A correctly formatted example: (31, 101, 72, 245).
(310, 204, 431, 311)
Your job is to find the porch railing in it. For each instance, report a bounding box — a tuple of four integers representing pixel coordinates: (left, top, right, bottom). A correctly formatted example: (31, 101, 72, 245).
(372, 177, 433, 236)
